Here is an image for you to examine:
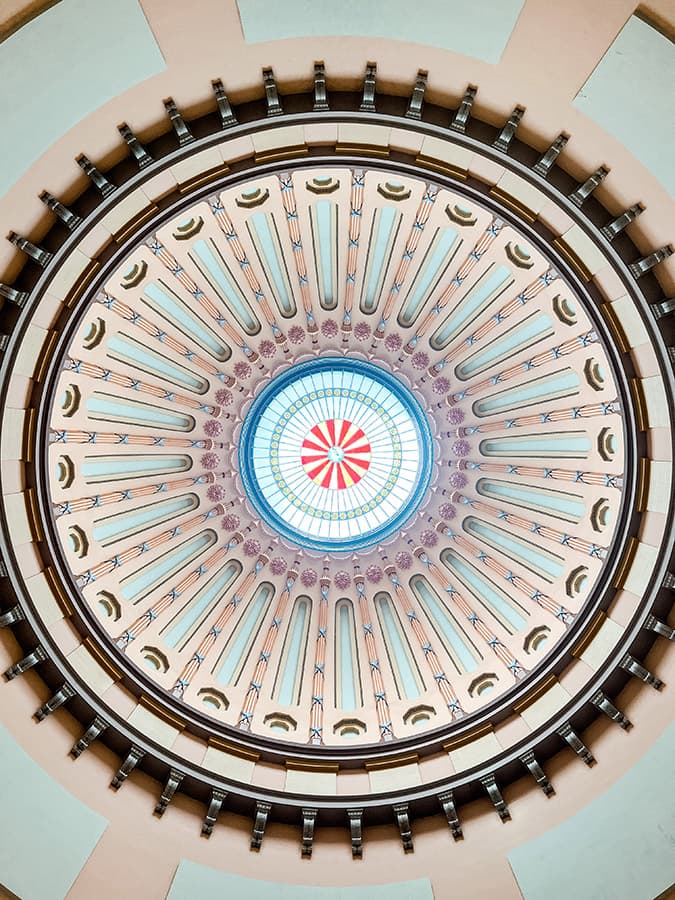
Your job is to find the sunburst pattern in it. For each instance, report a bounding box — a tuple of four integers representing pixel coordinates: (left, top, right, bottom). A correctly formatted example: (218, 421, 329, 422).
(46, 166, 624, 744)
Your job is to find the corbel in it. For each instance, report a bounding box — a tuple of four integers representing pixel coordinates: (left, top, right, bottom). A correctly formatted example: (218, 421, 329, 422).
(313, 62, 329, 111)
(76, 154, 115, 197)
(163, 98, 194, 145)
(34, 683, 75, 721)
(154, 768, 184, 816)
(111, 744, 145, 789)
(251, 801, 271, 850)
(450, 85, 476, 133)
(568, 165, 609, 207)
(533, 133, 568, 177)
(4, 644, 47, 680)
(393, 803, 414, 852)
(7, 232, 53, 267)
(70, 715, 109, 758)
(629, 246, 673, 279)
(620, 653, 663, 689)
(212, 79, 237, 127)
(481, 774, 510, 821)
(651, 298, 675, 320)
(601, 202, 644, 241)
(39, 190, 82, 230)
(405, 70, 428, 120)
(645, 613, 675, 640)
(520, 750, 554, 796)
(0, 604, 24, 627)
(558, 722, 595, 764)
(202, 788, 227, 836)
(437, 790, 462, 839)
(360, 63, 377, 112)
(301, 807, 318, 858)
(262, 68, 283, 117)
(492, 105, 525, 153)
(591, 690, 631, 729)
(0, 284, 29, 307)
(118, 123, 153, 169)
(347, 808, 363, 858)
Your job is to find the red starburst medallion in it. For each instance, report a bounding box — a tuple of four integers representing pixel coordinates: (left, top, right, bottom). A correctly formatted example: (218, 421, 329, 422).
(301, 419, 371, 489)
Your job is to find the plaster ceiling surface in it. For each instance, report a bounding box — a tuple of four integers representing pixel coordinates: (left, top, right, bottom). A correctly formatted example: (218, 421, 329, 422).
(0, 2, 673, 900)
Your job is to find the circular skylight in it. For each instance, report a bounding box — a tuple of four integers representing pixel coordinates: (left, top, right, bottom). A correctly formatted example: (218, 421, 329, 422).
(238, 358, 434, 551)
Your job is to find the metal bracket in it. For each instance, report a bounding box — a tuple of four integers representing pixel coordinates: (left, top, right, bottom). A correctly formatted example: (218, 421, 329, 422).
(313, 62, 329, 111)
(360, 63, 377, 112)
(558, 723, 595, 765)
(251, 801, 271, 850)
(347, 808, 364, 858)
(7, 232, 53, 267)
(202, 788, 227, 836)
(451, 85, 476, 133)
(35, 683, 75, 721)
(263, 68, 283, 117)
(533, 133, 568, 177)
(481, 774, 511, 821)
(301, 807, 318, 858)
(163, 98, 194, 145)
(629, 246, 673, 279)
(493, 106, 525, 153)
(39, 190, 82, 230)
(437, 790, 462, 839)
(212, 80, 237, 127)
(70, 715, 109, 758)
(111, 744, 145, 789)
(76, 154, 115, 197)
(601, 202, 644, 241)
(4, 645, 47, 680)
(591, 690, 632, 729)
(520, 750, 554, 796)
(155, 768, 184, 816)
(118, 123, 153, 169)
(393, 803, 414, 852)
(405, 70, 428, 120)
(568, 165, 609, 207)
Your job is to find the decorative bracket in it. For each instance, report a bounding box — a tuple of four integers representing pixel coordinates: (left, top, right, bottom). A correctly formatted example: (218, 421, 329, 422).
(118, 123, 153, 169)
(155, 768, 184, 816)
(360, 63, 377, 112)
(629, 245, 673, 279)
(405, 70, 428, 120)
(111, 744, 145, 789)
(212, 79, 237, 127)
(347, 808, 363, 858)
(0, 604, 24, 627)
(71, 715, 109, 758)
(450, 85, 476, 133)
(601, 202, 644, 241)
(393, 803, 414, 852)
(651, 298, 675, 320)
(591, 690, 631, 729)
(76, 154, 115, 197)
(481, 774, 511, 821)
(645, 613, 675, 640)
(0, 283, 29, 308)
(620, 653, 663, 689)
(437, 790, 462, 839)
(4, 644, 46, 680)
(557, 723, 595, 765)
(202, 788, 227, 836)
(301, 807, 318, 858)
(493, 106, 525, 153)
(263, 68, 283, 117)
(568, 165, 609, 207)
(39, 190, 82, 230)
(313, 62, 329, 111)
(7, 232, 53, 267)
(533, 133, 568, 177)
(520, 751, 554, 796)
(251, 801, 271, 850)
(163, 98, 194, 145)
(35, 683, 75, 721)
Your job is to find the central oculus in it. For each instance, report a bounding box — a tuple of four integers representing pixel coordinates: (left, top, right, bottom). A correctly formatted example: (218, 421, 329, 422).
(238, 357, 434, 552)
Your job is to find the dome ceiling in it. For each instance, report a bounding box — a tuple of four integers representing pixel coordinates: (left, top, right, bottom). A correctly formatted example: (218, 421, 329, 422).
(42, 164, 626, 744)
(0, 67, 672, 853)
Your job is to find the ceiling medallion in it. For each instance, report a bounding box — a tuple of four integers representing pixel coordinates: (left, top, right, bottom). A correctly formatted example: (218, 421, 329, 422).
(238, 357, 434, 552)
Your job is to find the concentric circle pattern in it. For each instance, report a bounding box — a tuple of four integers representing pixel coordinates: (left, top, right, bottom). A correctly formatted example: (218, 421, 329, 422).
(239, 358, 433, 551)
(34, 163, 634, 748)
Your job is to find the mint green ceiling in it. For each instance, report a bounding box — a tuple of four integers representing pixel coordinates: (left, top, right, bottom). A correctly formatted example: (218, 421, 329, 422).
(167, 863, 434, 900)
(0, 722, 107, 900)
(0, 0, 165, 198)
(509, 722, 675, 900)
(236, 0, 524, 64)
(574, 15, 675, 198)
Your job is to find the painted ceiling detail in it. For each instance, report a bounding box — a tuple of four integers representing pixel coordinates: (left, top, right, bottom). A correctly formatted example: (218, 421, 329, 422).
(0, 67, 671, 854)
(45, 167, 625, 743)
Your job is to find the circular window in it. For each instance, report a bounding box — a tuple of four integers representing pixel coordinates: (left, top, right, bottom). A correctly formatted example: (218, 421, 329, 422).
(238, 357, 434, 552)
